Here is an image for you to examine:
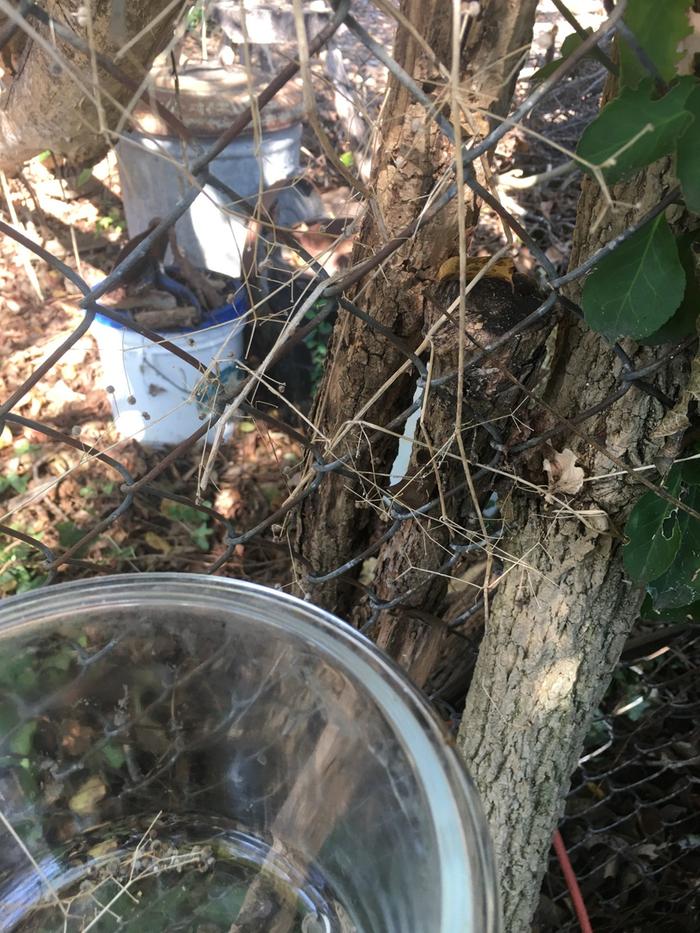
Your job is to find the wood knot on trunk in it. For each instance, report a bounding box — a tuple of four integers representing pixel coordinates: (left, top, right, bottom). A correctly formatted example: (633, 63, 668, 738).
(430, 272, 544, 348)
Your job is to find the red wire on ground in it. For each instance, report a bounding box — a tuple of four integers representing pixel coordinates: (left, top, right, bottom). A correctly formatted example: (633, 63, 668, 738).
(553, 828, 594, 933)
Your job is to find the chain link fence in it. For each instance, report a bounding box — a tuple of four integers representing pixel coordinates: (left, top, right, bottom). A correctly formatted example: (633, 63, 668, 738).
(0, 1, 697, 929)
(540, 625, 699, 931)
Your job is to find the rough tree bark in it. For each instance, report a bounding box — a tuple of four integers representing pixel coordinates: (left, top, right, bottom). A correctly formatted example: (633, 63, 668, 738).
(0, 0, 177, 174)
(363, 263, 552, 691)
(296, 0, 539, 619)
(457, 156, 693, 931)
(295, 10, 696, 927)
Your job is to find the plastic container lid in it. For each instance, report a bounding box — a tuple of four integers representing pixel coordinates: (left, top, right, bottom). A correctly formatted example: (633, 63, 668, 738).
(133, 59, 304, 137)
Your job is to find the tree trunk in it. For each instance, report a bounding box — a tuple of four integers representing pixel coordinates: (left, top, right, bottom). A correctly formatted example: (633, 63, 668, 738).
(457, 158, 693, 931)
(0, 1, 177, 174)
(364, 271, 553, 689)
(295, 0, 538, 618)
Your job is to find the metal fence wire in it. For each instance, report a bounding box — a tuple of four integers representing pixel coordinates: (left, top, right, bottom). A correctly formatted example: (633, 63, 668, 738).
(0, 1, 697, 930)
(539, 626, 699, 931)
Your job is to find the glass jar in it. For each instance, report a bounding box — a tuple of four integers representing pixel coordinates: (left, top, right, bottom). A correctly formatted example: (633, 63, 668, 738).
(0, 574, 499, 932)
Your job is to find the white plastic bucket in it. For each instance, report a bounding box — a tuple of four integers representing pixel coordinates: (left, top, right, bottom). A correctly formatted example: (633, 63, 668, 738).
(117, 126, 303, 278)
(92, 298, 247, 447)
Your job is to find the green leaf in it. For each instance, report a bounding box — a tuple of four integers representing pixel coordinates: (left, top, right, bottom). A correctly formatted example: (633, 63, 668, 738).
(10, 720, 37, 757)
(624, 469, 683, 583)
(639, 231, 700, 344)
(192, 529, 212, 551)
(101, 742, 126, 770)
(15, 572, 48, 594)
(43, 645, 75, 673)
(640, 593, 700, 621)
(576, 78, 694, 185)
(619, 0, 694, 88)
(161, 501, 212, 551)
(680, 449, 700, 485)
(681, 463, 700, 486)
(676, 85, 700, 213)
(76, 168, 93, 188)
(0, 701, 19, 741)
(195, 885, 247, 924)
(648, 485, 700, 609)
(0, 652, 38, 691)
(532, 31, 590, 83)
(0, 472, 29, 495)
(56, 520, 89, 557)
(56, 521, 83, 548)
(340, 151, 354, 167)
(582, 214, 686, 340)
(12, 439, 39, 455)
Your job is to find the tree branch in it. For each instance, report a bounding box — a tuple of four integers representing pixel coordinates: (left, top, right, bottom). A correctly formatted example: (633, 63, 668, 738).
(0, 0, 179, 174)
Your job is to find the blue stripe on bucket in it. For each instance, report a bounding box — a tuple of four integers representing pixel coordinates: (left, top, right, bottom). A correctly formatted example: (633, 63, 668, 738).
(94, 277, 249, 333)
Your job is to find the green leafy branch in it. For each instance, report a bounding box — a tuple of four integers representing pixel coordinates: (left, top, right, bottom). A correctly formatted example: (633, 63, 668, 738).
(536, 2, 698, 345)
(577, 74, 699, 343)
(624, 455, 700, 617)
(546, 1, 699, 613)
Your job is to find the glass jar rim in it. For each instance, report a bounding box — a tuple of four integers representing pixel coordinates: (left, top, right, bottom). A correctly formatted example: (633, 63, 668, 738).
(0, 572, 500, 933)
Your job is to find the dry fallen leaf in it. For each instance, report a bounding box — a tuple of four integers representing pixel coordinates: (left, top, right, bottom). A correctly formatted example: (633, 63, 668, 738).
(677, 11, 700, 75)
(145, 531, 171, 553)
(543, 448, 585, 497)
(545, 244, 565, 265)
(69, 775, 107, 815)
(651, 408, 691, 439)
(436, 255, 515, 285)
(359, 556, 378, 587)
(87, 838, 119, 859)
(61, 718, 94, 756)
